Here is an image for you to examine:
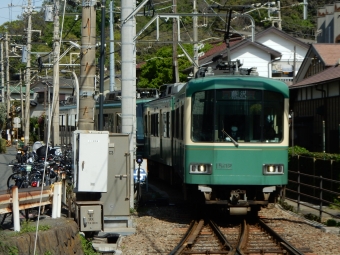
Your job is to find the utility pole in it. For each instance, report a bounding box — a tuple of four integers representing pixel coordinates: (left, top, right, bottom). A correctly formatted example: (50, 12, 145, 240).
(172, 0, 179, 82)
(20, 70, 24, 135)
(121, 0, 136, 207)
(98, 0, 106, 131)
(52, 0, 60, 146)
(277, 1, 282, 30)
(5, 33, 10, 119)
(303, 0, 308, 20)
(0, 39, 4, 101)
(24, 1, 32, 146)
(193, 0, 198, 75)
(110, 1, 115, 91)
(79, 0, 96, 131)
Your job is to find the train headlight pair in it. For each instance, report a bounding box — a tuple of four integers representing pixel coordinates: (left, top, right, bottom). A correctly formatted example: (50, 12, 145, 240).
(263, 164, 284, 175)
(189, 163, 212, 174)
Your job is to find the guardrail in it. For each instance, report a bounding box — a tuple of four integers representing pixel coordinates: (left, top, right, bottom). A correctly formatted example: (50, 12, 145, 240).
(284, 170, 340, 220)
(0, 182, 62, 232)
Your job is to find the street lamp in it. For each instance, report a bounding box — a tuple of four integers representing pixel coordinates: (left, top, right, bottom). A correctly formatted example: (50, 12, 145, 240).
(61, 70, 79, 130)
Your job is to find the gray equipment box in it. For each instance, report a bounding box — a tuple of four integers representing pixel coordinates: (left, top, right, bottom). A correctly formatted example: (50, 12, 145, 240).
(101, 134, 130, 217)
(76, 201, 104, 232)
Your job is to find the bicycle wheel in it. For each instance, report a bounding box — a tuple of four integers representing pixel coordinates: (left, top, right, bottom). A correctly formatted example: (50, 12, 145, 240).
(7, 173, 21, 189)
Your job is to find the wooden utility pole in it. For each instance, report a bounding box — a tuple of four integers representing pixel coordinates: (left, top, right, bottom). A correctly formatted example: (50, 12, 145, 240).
(172, 0, 179, 82)
(24, 0, 32, 146)
(79, 0, 96, 131)
(52, 0, 60, 146)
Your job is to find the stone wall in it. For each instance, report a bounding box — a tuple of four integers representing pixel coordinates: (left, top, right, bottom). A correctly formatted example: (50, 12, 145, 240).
(0, 218, 84, 255)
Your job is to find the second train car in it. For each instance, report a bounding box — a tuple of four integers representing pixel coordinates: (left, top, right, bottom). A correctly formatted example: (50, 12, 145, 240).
(143, 75, 289, 215)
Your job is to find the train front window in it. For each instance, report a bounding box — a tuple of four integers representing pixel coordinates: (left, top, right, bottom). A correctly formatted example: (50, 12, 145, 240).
(191, 89, 284, 143)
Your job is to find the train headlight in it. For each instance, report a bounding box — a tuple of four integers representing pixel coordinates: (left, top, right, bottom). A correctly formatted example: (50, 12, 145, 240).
(263, 164, 284, 175)
(190, 163, 212, 174)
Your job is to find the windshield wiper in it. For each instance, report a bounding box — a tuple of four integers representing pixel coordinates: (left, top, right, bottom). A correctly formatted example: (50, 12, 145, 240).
(221, 129, 239, 147)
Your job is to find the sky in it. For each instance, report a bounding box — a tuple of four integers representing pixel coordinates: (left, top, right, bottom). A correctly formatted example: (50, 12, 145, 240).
(0, 0, 43, 26)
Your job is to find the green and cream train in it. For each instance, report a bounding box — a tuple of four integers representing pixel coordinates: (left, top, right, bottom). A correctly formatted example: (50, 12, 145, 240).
(143, 75, 289, 215)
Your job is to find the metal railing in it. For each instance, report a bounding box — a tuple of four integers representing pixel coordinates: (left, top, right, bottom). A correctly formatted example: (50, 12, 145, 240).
(283, 170, 340, 220)
(0, 182, 63, 232)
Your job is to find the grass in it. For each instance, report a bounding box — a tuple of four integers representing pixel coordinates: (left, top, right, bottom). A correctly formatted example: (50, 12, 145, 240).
(79, 234, 100, 255)
(10, 220, 51, 236)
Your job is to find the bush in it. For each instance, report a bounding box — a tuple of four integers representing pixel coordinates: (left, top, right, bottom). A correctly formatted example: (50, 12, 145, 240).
(0, 138, 6, 153)
(289, 145, 340, 162)
(326, 219, 337, 226)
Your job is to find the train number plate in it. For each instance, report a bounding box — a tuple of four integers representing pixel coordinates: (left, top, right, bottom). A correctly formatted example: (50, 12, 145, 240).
(216, 163, 232, 170)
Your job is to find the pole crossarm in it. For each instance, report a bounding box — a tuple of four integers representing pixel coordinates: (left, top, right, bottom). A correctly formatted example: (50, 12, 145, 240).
(123, 0, 151, 24)
(178, 42, 199, 69)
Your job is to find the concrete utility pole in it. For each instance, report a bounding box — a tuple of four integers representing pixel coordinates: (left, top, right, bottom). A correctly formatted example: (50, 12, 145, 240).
(303, 0, 308, 20)
(110, 1, 115, 91)
(121, 0, 137, 207)
(5, 33, 10, 119)
(277, 1, 282, 30)
(79, 0, 97, 131)
(172, 0, 179, 82)
(193, 0, 198, 75)
(20, 70, 24, 130)
(24, 1, 32, 146)
(52, 0, 60, 146)
(1, 40, 4, 101)
(98, 0, 106, 131)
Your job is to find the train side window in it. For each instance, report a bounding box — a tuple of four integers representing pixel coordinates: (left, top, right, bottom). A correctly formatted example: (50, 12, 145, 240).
(166, 112, 170, 138)
(163, 112, 168, 138)
(151, 113, 159, 137)
(175, 108, 180, 139)
(144, 115, 148, 136)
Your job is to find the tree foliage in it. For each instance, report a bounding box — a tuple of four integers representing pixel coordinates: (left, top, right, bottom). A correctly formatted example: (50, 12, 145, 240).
(0, 0, 334, 86)
(0, 103, 6, 131)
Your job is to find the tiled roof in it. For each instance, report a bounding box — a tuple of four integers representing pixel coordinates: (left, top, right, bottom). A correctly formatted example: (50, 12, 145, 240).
(199, 42, 226, 61)
(313, 44, 340, 66)
(290, 64, 340, 88)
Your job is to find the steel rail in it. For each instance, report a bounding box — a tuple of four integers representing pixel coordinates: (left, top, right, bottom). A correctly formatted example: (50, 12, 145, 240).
(169, 220, 197, 255)
(231, 219, 246, 255)
(258, 218, 306, 255)
(209, 219, 233, 252)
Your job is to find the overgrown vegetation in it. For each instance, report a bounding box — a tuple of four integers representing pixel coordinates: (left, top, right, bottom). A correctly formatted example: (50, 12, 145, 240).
(29, 115, 45, 143)
(10, 220, 50, 236)
(0, 238, 18, 255)
(289, 145, 340, 162)
(79, 234, 99, 255)
(0, 138, 6, 153)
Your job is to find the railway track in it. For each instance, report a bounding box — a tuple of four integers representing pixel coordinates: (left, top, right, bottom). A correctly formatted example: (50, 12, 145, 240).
(169, 217, 314, 255)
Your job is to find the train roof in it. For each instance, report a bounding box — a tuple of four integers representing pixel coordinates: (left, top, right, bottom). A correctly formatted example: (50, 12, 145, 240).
(186, 75, 289, 98)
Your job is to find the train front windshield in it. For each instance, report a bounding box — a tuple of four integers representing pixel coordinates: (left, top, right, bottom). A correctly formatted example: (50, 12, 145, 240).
(191, 89, 284, 143)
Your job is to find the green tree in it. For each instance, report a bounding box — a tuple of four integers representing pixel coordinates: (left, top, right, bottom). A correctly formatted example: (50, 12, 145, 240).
(138, 43, 212, 88)
(0, 103, 6, 131)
